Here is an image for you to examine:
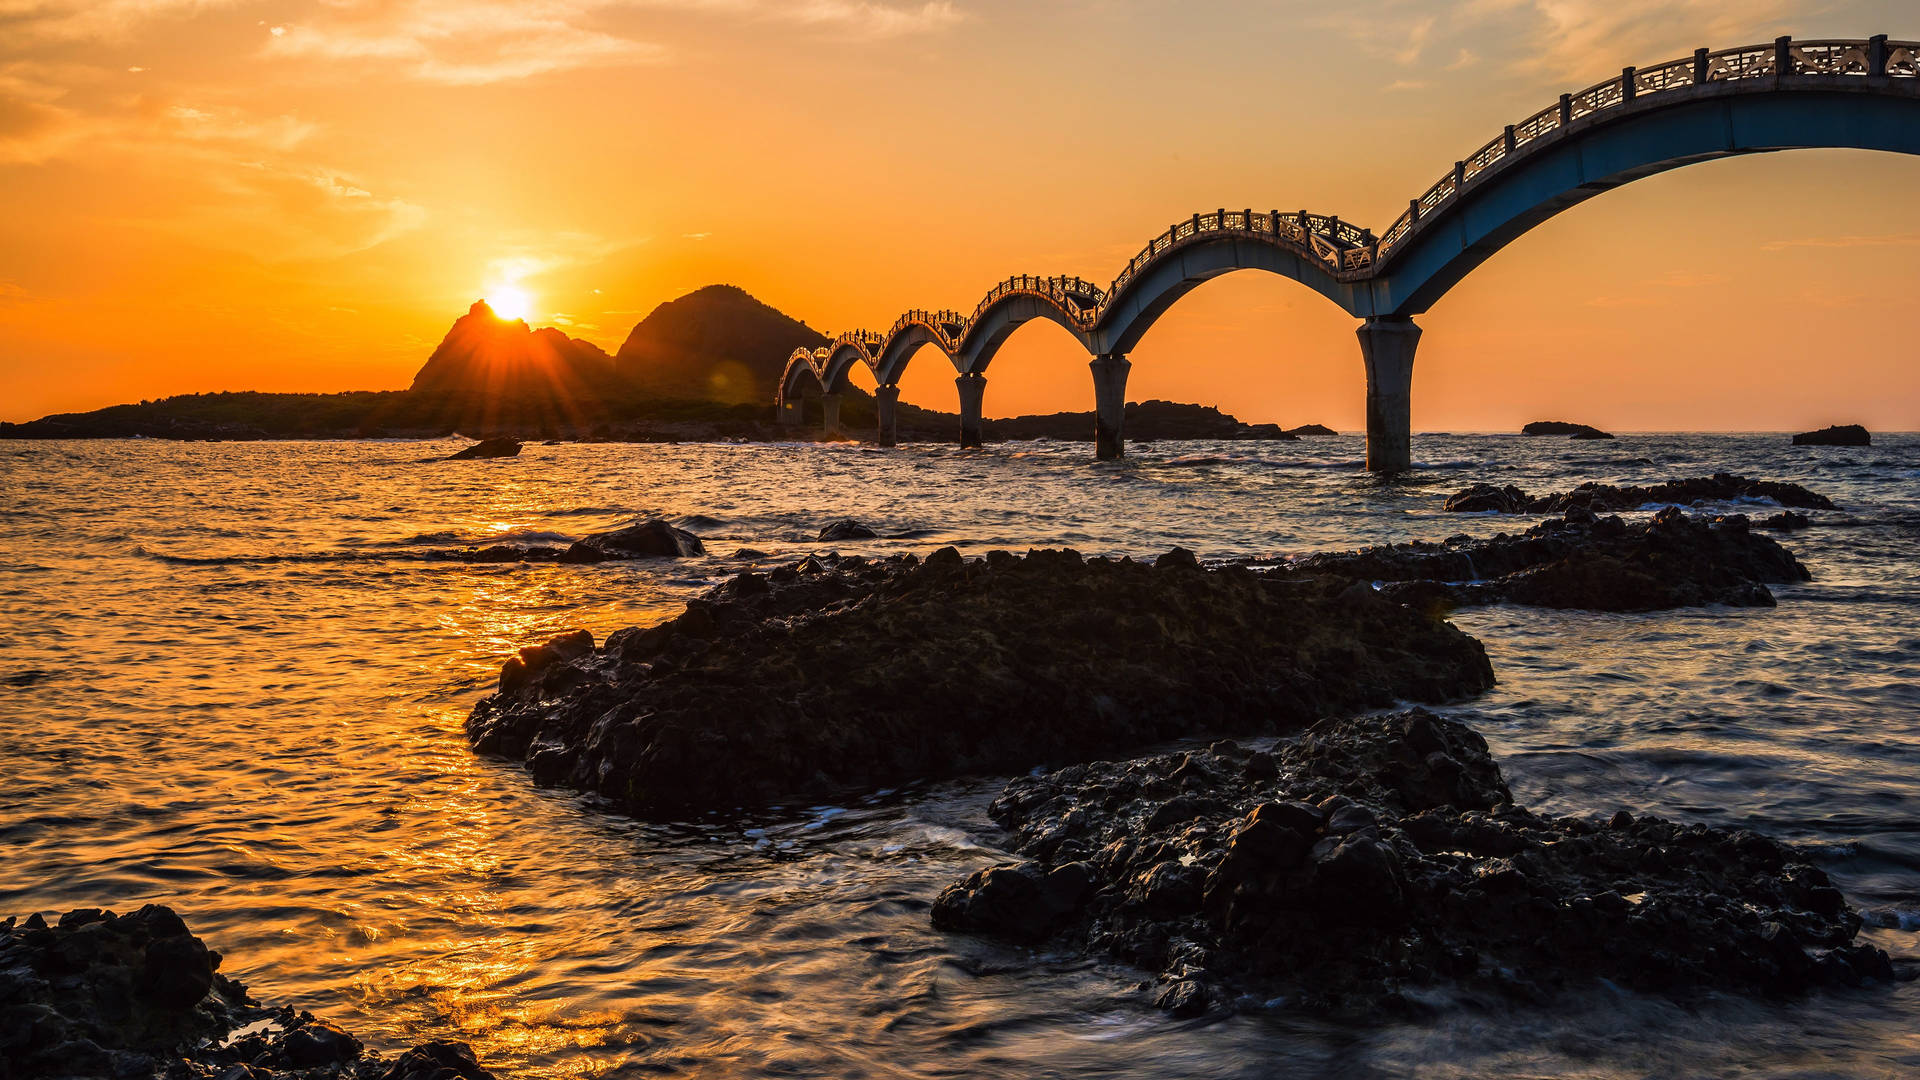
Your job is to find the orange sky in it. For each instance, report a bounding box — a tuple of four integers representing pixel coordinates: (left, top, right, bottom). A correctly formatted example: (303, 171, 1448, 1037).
(2, 0, 1917, 430)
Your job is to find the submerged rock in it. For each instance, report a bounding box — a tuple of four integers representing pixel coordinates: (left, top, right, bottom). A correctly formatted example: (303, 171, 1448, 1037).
(934, 710, 1897, 1016)
(435, 519, 704, 564)
(817, 519, 878, 542)
(0, 906, 494, 1080)
(1443, 473, 1835, 514)
(1793, 424, 1871, 447)
(467, 548, 1495, 816)
(1522, 420, 1612, 439)
(559, 519, 705, 561)
(1277, 507, 1808, 611)
(445, 437, 521, 460)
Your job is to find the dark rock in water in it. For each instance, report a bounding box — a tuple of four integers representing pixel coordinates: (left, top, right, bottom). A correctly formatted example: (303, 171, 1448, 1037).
(560, 520, 705, 561)
(1523, 420, 1613, 439)
(1759, 511, 1810, 532)
(1282, 423, 1337, 437)
(1793, 424, 1871, 447)
(467, 548, 1495, 816)
(1443, 473, 1835, 514)
(817, 519, 878, 542)
(1277, 507, 1808, 611)
(446, 437, 521, 460)
(935, 710, 1896, 1016)
(0, 905, 494, 1080)
(382, 1041, 496, 1080)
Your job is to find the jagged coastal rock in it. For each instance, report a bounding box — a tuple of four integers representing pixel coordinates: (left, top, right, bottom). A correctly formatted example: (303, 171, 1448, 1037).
(1522, 420, 1613, 439)
(932, 710, 1895, 1017)
(1792, 424, 1871, 447)
(445, 437, 522, 460)
(467, 548, 1495, 816)
(1277, 508, 1810, 611)
(0, 906, 494, 1080)
(1443, 473, 1835, 514)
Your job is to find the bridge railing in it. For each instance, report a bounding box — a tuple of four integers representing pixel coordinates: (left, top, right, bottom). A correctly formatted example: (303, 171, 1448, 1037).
(1376, 36, 1920, 264)
(1104, 206, 1375, 305)
(967, 274, 1107, 328)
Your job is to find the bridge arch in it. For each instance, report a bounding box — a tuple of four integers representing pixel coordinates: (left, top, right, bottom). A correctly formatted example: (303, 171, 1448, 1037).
(1367, 60, 1920, 316)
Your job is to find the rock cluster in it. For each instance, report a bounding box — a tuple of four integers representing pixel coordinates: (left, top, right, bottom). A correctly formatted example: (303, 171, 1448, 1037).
(1276, 508, 1810, 611)
(1792, 424, 1870, 447)
(932, 710, 1897, 1017)
(467, 548, 1495, 816)
(1443, 473, 1835, 514)
(0, 906, 493, 1080)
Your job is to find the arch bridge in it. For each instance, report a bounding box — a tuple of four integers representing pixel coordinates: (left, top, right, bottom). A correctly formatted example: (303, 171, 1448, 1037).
(776, 36, 1920, 468)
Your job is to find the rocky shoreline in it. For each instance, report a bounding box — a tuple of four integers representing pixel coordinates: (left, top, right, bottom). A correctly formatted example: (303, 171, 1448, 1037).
(1444, 473, 1836, 514)
(467, 547, 1495, 816)
(933, 710, 1900, 1017)
(1274, 507, 1810, 611)
(0, 906, 493, 1080)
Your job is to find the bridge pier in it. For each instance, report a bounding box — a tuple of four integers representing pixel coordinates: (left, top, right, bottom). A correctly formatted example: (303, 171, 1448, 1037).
(1090, 354, 1131, 460)
(875, 384, 900, 447)
(956, 373, 986, 449)
(1356, 316, 1420, 473)
(779, 397, 803, 428)
(820, 393, 842, 438)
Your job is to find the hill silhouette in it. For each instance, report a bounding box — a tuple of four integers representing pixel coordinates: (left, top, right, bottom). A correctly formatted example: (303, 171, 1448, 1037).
(617, 285, 826, 405)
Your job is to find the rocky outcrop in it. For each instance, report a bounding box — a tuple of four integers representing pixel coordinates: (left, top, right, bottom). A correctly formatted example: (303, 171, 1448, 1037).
(445, 437, 522, 460)
(467, 548, 1495, 816)
(0, 906, 494, 1080)
(1276, 508, 1809, 611)
(1793, 424, 1871, 447)
(933, 710, 1897, 1017)
(1281, 424, 1337, 437)
(1522, 420, 1613, 439)
(1443, 473, 1835, 514)
(986, 401, 1301, 442)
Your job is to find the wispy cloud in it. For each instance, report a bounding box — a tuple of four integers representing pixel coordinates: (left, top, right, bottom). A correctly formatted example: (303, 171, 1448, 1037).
(266, 2, 664, 85)
(259, 0, 962, 84)
(0, 0, 252, 45)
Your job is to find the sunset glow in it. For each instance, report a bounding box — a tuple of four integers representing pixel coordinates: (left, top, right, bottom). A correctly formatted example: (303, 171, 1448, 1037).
(2, 2, 1917, 430)
(484, 285, 533, 323)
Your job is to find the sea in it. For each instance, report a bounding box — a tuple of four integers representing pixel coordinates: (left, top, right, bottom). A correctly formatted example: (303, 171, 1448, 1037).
(1, 433, 1916, 1078)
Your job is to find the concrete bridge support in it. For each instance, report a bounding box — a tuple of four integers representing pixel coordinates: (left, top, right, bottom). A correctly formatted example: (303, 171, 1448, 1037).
(875, 384, 900, 447)
(779, 397, 803, 428)
(820, 393, 842, 438)
(1356, 316, 1420, 474)
(956, 373, 986, 449)
(1090, 354, 1131, 461)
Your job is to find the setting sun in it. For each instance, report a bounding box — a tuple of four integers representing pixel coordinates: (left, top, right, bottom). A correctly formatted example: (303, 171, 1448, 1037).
(485, 285, 533, 323)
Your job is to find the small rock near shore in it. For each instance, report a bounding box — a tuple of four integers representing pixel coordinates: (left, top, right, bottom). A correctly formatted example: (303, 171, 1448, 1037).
(817, 519, 878, 542)
(446, 437, 522, 460)
(560, 520, 705, 561)
(1792, 424, 1870, 447)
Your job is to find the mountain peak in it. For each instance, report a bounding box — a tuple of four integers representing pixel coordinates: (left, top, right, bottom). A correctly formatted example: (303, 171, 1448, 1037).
(615, 284, 826, 405)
